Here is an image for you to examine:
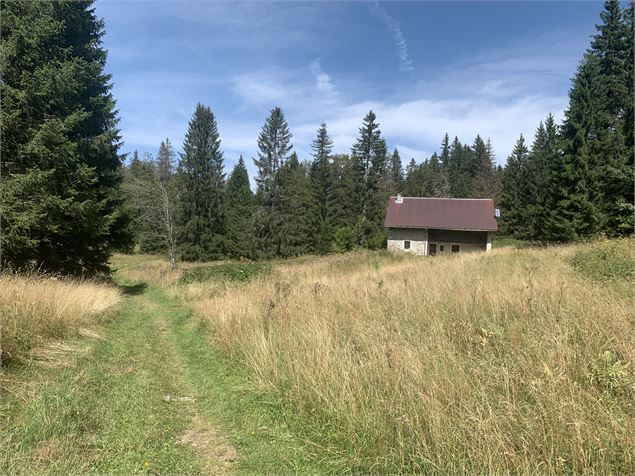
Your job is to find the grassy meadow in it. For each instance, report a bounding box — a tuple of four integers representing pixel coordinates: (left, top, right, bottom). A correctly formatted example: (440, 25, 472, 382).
(113, 238, 634, 474)
(0, 273, 120, 365)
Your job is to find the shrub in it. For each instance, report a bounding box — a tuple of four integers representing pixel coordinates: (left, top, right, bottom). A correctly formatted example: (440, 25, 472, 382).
(178, 262, 272, 285)
(571, 238, 634, 281)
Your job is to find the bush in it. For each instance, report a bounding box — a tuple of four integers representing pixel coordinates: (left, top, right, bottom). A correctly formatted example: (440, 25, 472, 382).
(332, 226, 357, 252)
(571, 238, 634, 281)
(178, 262, 272, 285)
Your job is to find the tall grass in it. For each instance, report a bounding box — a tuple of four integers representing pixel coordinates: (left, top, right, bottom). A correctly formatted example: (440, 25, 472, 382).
(0, 273, 121, 364)
(180, 243, 633, 474)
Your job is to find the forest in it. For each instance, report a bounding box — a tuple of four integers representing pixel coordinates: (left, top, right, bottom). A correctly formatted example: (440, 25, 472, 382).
(1, 0, 633, 273)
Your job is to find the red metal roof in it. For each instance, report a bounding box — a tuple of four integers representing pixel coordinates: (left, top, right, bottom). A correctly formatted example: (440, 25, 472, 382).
(384, 197, 498, 231)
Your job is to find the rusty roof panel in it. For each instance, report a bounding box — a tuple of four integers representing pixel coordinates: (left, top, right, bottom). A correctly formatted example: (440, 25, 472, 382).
(384, 197, 498, 231)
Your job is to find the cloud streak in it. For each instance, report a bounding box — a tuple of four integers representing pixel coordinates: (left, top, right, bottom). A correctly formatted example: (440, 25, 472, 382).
(368, 0, 414, 72)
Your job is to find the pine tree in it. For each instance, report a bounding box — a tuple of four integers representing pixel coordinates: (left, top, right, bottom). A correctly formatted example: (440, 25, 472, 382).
(309, 123, 334, 254)
(277, 153, 314, 257)
(586, 0, 634, 234)
(385, 148, 404, 194)
(500, 135, 530, 238)
(156, 138, 175, 184)
(351, 111, 388, 248)
(224, 156, 254, 259)
(544, 55, 603, 241)
(176, 103, 225, 260)
(253, 107, 293, 257)
(524, 115, 558, 240)
(327, 154, 358, 250)
(472, 136, 497, 198)
(1, 1, 130, 274)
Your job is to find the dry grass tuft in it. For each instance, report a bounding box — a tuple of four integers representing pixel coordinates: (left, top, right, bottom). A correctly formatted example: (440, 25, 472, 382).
(184, 243, 633, 474)
(0, 273, 121, 364)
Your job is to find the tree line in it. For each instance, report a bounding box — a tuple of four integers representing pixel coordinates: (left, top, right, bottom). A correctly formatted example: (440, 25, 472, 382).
(1, 0, 632, 275)
(123, 108, 503, 261)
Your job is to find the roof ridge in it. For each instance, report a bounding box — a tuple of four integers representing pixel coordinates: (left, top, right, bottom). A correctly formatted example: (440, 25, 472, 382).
(391, 196, 493, 201)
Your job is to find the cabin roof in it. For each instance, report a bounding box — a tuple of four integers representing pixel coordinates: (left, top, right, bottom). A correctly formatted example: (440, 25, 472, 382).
(384, 197, 499, 232)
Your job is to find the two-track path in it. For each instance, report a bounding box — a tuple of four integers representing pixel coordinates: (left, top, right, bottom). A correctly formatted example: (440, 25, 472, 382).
(1, 280, 324, 475)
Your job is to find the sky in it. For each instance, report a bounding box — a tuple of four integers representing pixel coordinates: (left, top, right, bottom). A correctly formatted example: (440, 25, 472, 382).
(94, 0, 605, 179)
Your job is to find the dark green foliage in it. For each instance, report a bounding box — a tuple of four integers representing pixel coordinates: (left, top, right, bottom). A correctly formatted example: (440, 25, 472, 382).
(0, 0, 130, 275)
(176, 103, 225, 261)
(500, 135, 530, 237)
(276, 153, 315, 257)
(178, 262, 272, 285)
(253, 107, 293, 257)
(309, 123, 334, 254)
(384, 148, 404, 194)
(224, 157, 255, 259)
(571, 238, 634, 281)
(351, 111, 388, 248)
(472, 137, 497, 198)
(525, 116, 558, 241)
(327, 154, 358, 233)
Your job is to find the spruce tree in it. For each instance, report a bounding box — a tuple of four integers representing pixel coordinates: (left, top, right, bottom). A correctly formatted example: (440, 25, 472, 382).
(1, 0, 130, 274)
(500, 135, 530, 237)
(309, 123, 334, 254)
(224, 156, 254, 259)
(253, 107, 293, 257)
(351, 111, 388, 248)
(472, 136, 497, 198)
(327, 154, 358, 250)
(156, 138, 175, 184)
(176, 103, 225, 260)
(277, 153, 314, 257)
(385, 148, 404, 194)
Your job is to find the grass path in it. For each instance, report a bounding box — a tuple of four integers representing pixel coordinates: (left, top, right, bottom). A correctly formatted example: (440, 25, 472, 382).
(0, 278, 331, 474)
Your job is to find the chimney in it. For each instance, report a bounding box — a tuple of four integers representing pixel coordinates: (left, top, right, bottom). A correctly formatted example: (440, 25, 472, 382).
(396, 194, 403, 204)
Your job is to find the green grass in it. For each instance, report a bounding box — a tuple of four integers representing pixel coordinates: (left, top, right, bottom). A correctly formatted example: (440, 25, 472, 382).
(0, 278, 335, 474)
(178, 262, 272, 285)
(570, 238, 634, 281)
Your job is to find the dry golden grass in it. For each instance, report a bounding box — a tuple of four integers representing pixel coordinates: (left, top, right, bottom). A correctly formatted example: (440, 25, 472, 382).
(0, 273, 121, 364)
(174, 244, 634, 474)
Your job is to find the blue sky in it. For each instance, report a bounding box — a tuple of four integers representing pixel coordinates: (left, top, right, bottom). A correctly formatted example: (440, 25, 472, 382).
(95, 1, 604, 178)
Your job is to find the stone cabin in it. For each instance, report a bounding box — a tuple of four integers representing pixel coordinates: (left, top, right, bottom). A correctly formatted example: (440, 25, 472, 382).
(384, 196, 498, 255)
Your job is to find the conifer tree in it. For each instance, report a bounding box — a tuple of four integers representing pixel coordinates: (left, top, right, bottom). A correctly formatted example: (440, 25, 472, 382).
(253, 107, 293, 256)
(277, 153, 314, 257)
(224, 156, 254, 259)
(156, 138, 175, 184)
(385, 148, 404, 194)
(176, 103, 225, 260)
(500, 135, 530, 237)
(472, 136, 497, 198)
(327, 154, 358, 250)
(351, 111, 388, 248)
(309, 123, 334, 254)
(1, 0, 130, 274)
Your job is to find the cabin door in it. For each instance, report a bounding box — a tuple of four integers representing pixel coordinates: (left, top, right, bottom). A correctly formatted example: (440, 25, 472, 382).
(428, 243, 437, 256)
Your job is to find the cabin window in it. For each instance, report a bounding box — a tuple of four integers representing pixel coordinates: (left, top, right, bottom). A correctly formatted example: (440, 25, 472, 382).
(451, 244, 460, 253)
(439, 244, 445, 252)
(404, 240, 411, 250)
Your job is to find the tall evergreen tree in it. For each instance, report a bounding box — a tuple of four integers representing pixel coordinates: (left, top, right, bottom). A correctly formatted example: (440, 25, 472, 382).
(277, 153, 314, 257)
(351, 111, 388, 248)
(176, 103, 225, 260)
(385, 148, 404, 194)
(309, 123, 334, 254)
(1, 0, 130, 274)
(224, 156, 254, 259)
(500, 135, 530, 237)
(156, 138, 175, 184)
(253, 107, 293, 256)
(472, 136, 497, 198)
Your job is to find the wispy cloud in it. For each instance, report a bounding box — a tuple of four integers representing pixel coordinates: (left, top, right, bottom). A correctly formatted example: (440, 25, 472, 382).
(310, 59, 336, 96)
(368, 0, 414, 73)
